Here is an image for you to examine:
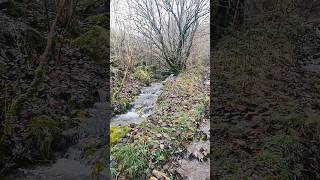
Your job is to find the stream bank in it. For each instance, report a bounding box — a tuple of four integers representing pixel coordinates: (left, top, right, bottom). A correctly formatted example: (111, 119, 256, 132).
(210, 15, 320, 179)
(111, 67, 210, 180)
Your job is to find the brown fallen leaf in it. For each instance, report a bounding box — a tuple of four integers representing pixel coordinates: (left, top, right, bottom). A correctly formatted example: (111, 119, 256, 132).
(152, 170, 169, 180)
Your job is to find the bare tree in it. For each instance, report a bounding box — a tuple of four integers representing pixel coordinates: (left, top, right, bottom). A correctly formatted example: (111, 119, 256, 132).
(111, 0, 134, 100)
(131, 0, 209, 74)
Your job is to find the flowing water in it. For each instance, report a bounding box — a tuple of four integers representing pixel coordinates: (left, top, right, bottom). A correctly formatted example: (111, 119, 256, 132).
(6, 82, 164, 179)
(111, 82, 163, 127)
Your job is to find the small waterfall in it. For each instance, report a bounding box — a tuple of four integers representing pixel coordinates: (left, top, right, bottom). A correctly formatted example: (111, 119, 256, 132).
(111, 82, 163, 126)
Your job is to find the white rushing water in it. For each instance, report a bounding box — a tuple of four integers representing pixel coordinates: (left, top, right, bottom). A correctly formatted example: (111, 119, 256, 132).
(7, 82, 165, 180)
(111, 82, 163, 126)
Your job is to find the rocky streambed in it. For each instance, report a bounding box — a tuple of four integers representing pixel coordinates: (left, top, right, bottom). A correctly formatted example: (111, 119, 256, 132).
(111, 82, 163, 127)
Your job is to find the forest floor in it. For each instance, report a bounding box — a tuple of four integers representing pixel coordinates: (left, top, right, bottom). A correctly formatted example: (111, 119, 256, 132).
(0, 0, 110, 177)
(111, 66, 210, 180)
(211, 15, 320, 179)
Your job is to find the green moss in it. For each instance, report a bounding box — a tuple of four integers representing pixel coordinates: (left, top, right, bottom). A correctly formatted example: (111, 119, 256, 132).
(134, 69, 150, 85)
(72, 26, 109, 63)
(110, 126, 131, 145)
(86, 14, 108, 26)
(84, 148, 96, 159)
(27, 115, 61, 159)
(72, 26, 106, 47)
(3, 66, 43, 136)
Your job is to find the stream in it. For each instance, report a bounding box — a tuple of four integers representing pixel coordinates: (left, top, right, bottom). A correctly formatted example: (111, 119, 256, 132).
(6, 82, 164, 180)
(111, 82, 163, 127)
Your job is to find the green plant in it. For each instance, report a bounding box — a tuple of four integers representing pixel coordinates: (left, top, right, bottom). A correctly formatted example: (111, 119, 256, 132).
(112, 143, 149, 179)
(27, 115, 61, 159)
(120, 98, 130, 112)
(72, 25, 108, 63)
(191, 104, 205, 121)
(110, 126, 131, 145)
(174, 113, 194, 133)
(134, 69, 151, 85)
(151, 149, 165, 165)
(111, 167, 118, 179)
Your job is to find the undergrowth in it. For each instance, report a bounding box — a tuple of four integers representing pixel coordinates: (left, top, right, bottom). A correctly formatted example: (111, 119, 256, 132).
(111, 67, 208, 179)
(27, 115, 61, 159)
(211, 12, 319, 179)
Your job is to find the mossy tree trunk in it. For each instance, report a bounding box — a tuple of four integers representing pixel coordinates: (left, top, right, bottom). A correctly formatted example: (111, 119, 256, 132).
(2, 0, 64, 139)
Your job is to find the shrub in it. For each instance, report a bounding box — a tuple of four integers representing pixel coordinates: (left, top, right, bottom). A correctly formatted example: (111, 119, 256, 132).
(133, 69, 150, 85)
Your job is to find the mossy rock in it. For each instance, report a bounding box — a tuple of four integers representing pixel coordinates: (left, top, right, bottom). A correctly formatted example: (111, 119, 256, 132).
(27, 115, 61, 159)
(110, 126, 131, 145)
(72, 25, 109, 64)
(134, 69, 151, 85)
